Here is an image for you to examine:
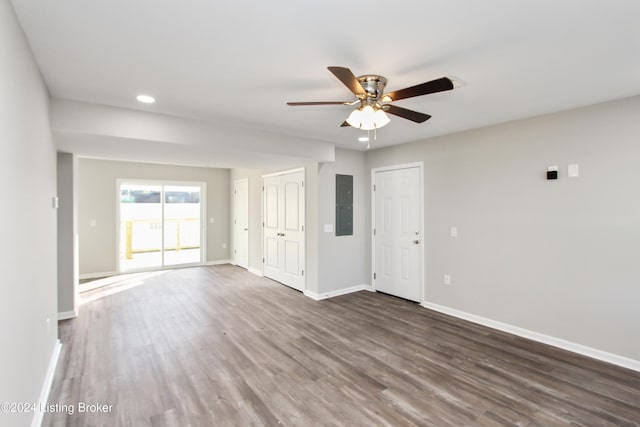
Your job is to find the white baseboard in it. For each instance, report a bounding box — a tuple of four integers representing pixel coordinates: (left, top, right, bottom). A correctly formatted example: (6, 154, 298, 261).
(31, 339, 61, 427)
(57, 310, 77, 320)
(79, 271, 117, 280)
(304, 284, 372, 301)
(421, 301, 640, 373)
(248, 267, 263, 277)
(205, 259, 232, 266)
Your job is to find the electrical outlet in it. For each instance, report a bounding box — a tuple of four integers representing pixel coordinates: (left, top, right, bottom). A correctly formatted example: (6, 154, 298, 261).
(443, 274, 451, 285)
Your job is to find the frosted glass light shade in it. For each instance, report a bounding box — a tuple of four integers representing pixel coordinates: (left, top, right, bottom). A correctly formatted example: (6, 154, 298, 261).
(359, 105, 376, 130)
(374, 109, 390, 127)
(346, 109, 362, 128)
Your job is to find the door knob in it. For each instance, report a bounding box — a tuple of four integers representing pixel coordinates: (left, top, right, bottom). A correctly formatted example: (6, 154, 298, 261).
(244, 228, 248, 231)
(413, 240, 420, 244)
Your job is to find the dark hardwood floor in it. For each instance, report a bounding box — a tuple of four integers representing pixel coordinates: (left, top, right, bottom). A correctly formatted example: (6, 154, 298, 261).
(45, 265, 640, 426)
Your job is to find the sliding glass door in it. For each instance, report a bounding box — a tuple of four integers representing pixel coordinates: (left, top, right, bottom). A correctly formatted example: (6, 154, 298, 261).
(163, 185, 202, 266)
(118, 181, 205, 272)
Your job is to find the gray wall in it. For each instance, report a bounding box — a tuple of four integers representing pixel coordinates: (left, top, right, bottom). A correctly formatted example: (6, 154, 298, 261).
(0, 2, 59, 426)
(366, 95, 640, 360)
(57, 152, 78, 316)
(77, 159, 230, 275)
(317, 148, 368, 293)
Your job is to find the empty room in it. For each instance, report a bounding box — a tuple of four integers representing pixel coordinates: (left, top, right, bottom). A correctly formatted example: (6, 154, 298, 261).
(1, 0, 640, 426)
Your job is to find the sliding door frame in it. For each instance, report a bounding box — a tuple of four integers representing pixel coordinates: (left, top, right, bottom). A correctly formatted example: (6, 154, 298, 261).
(115, 179, 207, 273)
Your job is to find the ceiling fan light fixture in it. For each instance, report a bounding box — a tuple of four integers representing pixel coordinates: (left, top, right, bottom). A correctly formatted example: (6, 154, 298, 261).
(347, 105, 390, 130)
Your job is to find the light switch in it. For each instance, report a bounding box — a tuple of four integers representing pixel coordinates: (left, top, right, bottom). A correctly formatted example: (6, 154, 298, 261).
(89, 219, 97, 227)
(450, 227, 458, 238)
(568, 164, 579, 178)
(210, 217, 215, 224)
(324, 224, 333, 233)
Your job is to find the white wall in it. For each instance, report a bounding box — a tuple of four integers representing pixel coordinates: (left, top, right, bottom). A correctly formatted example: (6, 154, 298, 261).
(51, 99, 336, 169)
(366, 95, 640, 362)
(317, 148, 368, 293)
(77, 158, 230, 276)
(0, 2, 59, 426)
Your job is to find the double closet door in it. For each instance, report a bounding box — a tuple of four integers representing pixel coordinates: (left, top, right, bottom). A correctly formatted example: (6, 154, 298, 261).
(263, 170, 305, 291)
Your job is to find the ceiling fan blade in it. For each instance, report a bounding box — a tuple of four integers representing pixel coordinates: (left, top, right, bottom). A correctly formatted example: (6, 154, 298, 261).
(382, 77, 453, 102)
(287, 101, 350, 106)
(328, 66, 366, 96)
(340, 121, 350, 127)
(384, 105, 432, 123)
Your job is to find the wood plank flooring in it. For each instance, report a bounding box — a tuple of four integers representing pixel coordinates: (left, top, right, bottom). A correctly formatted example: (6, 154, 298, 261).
(45, 265, 640, 426)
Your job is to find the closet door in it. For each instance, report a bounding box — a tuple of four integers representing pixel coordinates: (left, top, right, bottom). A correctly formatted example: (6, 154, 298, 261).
(263, 175, 283, 283)
(280, 171, 305, 291)
(263, 170, 305, 291)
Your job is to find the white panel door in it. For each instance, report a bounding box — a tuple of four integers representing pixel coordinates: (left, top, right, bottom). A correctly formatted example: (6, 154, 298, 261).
(280, 171, 305, 291)
(263, 175, 282, 282)
(263, 170, 305, 291)
(374, 167, 422, 302)
(233, 179, 249, 269)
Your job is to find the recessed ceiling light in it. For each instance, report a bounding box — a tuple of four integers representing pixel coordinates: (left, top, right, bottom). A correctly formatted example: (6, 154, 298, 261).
(136, 94, 155, 104)
(358, 136, 369, 142)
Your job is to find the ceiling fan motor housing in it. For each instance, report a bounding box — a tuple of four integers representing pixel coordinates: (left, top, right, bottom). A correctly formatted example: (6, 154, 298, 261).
(357, 75, 387, 105)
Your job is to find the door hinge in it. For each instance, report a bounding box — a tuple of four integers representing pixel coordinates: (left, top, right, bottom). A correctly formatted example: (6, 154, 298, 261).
(234, 249, 237, 254)
(302, 225, 304, 231)
(302, 269, 304, 276)
(262, 222, 265, 227)
(373, 184, 376, 191)
(302, 181, 304, 188)
(234, 189, 237, 195)
(262, 186, 264, 191)
(373, 228, 376, 236)
(373, 272, 376, 280)
(262, 257, 265, 263)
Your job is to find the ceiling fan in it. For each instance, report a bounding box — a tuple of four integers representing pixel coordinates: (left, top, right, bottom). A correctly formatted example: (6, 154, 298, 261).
(287, 66, 454, 131)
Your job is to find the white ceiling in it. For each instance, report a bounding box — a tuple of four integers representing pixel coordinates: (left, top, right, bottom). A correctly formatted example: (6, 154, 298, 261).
(11, 0, 640, 167)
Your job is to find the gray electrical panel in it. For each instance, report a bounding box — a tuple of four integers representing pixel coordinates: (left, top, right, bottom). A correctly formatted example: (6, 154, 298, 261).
(336, 174, 353, 236)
